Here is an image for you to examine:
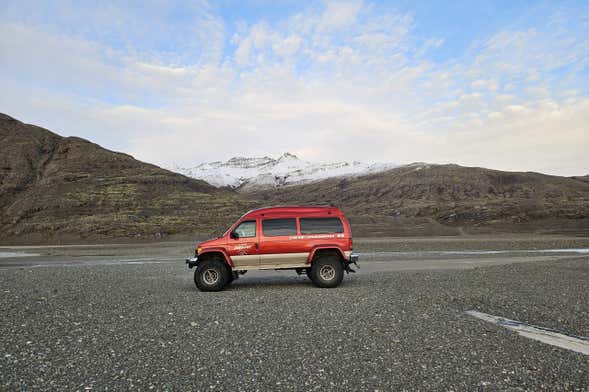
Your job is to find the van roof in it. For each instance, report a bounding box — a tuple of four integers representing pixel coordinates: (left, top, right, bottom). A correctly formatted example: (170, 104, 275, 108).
(242, 205, 342, 218)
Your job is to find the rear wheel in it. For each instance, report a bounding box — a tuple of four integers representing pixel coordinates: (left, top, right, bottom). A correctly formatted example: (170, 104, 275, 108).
(194, 259, 230, 291)
(310, 255, 344, 288)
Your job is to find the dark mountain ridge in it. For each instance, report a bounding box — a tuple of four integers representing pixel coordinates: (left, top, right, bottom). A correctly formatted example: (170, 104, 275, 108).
(0, 113, 251, 244)
(2, 113, 588, 242)
(246, 163, 589, 236)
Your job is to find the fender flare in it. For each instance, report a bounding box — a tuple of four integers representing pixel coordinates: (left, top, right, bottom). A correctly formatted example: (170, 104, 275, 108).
(199, 248, 233, 267)
(307, 245, 347, 264)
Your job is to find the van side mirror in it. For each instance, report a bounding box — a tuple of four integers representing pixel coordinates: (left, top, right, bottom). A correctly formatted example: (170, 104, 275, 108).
(230, 231, 239, 239)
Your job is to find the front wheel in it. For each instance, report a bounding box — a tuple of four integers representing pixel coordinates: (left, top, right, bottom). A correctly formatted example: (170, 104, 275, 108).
(194, 259, 230, 291)
(310, 255, 344, 288)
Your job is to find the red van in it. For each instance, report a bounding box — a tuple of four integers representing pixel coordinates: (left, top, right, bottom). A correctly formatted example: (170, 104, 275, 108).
(186, 206, 359, 291)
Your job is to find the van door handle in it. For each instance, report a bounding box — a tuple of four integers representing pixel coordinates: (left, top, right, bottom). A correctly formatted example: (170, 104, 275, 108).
(255, 243, 259, 250)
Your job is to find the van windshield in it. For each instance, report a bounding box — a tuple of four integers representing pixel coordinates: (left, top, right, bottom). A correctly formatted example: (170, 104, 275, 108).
(221, 214, 248, 237)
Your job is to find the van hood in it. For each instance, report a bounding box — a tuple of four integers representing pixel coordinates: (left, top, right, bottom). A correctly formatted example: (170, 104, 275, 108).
(199, 236, 225, 247)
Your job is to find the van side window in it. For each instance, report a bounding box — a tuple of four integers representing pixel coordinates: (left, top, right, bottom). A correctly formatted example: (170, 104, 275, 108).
(234, 221, 256, 238)
(262, 218, 297, 236)
(300, 217, 344, 234)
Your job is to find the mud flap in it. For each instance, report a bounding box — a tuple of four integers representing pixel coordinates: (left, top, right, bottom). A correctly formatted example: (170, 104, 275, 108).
(344, 253, 359, 273)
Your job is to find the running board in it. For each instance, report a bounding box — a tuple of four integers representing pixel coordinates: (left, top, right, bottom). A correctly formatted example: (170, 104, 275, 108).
(232, 263, 309, 271)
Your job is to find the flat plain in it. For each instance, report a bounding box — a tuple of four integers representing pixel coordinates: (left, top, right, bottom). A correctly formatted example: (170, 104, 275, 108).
(1, 236, 588, 391)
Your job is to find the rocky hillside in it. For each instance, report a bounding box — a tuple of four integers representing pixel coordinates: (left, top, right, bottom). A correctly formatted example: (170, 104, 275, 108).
(2, 113, 588, 242)
(0, 113, 253, 244)
(572, 175, 589, 184)
(246, 164, 589, 236)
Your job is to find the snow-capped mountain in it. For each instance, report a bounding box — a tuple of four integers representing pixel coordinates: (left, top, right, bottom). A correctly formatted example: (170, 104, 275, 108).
(168, 153, 398, 190)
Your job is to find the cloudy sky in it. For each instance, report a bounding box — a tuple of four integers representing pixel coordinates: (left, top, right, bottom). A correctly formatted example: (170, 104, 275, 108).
(1, 0, 588, 175)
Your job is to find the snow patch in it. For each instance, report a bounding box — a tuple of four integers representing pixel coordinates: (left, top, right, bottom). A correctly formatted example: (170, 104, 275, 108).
(168, 152, 399, 189)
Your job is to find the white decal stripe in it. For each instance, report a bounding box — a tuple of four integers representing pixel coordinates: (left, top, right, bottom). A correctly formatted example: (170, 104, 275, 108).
(231, 254, 259, 261)
(259, 252, 309, 261)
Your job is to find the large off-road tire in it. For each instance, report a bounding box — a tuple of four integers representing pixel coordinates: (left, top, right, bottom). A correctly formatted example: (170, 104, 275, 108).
(194, 259, 230, 292)
(310, 255, 344, 288)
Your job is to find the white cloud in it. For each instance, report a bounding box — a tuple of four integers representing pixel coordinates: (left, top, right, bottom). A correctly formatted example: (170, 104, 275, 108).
(1, 1, 588, 176)
(319, 0, 363, 30)
(471, 79, 499, 91)
(1, 0, 225, 67)
(273, 35, 302, 57)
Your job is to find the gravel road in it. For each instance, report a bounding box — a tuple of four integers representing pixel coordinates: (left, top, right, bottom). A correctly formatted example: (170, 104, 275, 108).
(1, 251, 588, 390)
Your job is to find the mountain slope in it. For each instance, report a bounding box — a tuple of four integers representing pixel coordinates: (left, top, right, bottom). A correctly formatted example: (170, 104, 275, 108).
(572, 175, 589, 184)
(0, 113, 252, 243)
(2, 113, 588, 242)
(170, 152, 398, 189)
(246, 164, 589, 236)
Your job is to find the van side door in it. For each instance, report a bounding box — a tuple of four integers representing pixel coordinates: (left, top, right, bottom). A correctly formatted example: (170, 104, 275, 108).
(258, 217, 307, 267)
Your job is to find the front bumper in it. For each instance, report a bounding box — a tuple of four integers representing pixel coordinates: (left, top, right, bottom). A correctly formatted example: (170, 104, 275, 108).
(186, 256, 198, 269)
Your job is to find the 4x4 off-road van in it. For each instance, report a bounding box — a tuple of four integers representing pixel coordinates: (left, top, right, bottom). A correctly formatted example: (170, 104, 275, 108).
(186, 206, 359, 291)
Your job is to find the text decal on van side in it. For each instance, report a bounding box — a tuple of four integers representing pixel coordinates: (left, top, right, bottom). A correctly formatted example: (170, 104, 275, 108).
(288, 234, 345, 240)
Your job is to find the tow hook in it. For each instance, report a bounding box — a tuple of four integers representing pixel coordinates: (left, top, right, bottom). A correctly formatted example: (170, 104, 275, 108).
(185, 256, 198, 269)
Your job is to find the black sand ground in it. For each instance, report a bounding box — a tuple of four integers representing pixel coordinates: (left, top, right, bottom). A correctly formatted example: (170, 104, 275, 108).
(1, 251, 587, 391)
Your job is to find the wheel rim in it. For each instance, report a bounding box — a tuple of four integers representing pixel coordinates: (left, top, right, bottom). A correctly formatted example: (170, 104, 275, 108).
(203, 269, 219, 285)
(319, 265, 336, 281)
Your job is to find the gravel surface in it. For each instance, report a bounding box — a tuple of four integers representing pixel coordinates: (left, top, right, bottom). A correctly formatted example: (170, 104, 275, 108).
(353, 236, 589, 253)
(1, 257, 588, 391)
